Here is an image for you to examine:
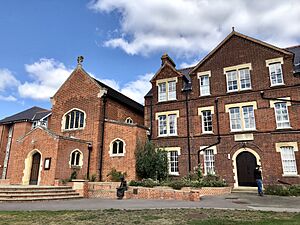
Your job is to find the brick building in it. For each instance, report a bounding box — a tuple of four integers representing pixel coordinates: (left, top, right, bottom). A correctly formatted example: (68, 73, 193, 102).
(0, 62, 147, 185)
(145, 31, 300, 187)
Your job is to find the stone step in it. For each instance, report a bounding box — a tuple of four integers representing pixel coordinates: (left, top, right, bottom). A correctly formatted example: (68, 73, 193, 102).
(0, 192, 80, 198)
(232, 187, 258, 193)
(0, 195, 83, 201)
(0, 186, 72, 192)
(0, 189, 75, 194)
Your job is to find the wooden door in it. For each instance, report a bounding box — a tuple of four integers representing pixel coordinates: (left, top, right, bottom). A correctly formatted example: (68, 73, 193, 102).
(236, 152, 257, 186)
(29, 152, 41, 185)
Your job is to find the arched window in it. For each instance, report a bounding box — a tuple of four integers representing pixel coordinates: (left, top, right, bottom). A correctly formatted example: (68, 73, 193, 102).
(110, 139, 126, 156)
(64, 109, 85, 130)
(125, 117, 133, 124)
(70, 150, 83, 167)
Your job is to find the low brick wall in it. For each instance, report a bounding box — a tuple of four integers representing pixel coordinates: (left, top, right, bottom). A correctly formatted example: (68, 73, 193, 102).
(0, 179, 10, 185)
(88, 182, 232, 201)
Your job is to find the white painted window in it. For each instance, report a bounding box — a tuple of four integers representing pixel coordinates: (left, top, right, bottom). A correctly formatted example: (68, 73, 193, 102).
(70, 150, 82, 167)
(168, 151, 179, 175)
(158, 80, 176, 102)
(226, 68, 252, 92)
(202, 110, 213, 133)
(280, 146, 297, 175)
(64, 109, 85, 130)
(229, 107, 242, 131)
(274, 102, 290, 128)
(125, 117, 133, 124)
(226, 71, 238, 91)
(204, 149, 215, 175)
(269, 63, 284, 86)
(110, 139, 125, 156)
(158, 114, 177, 136)
(242, 106, 256, 130)
(200, 75, 210, 96)
(229, 106, 255, 131)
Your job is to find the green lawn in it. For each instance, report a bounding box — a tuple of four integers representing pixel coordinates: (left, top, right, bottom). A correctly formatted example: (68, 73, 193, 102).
(0, 209, 299, 225)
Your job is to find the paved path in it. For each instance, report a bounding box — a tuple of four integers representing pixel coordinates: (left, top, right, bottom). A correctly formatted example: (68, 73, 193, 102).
(0, 193, 299, 212)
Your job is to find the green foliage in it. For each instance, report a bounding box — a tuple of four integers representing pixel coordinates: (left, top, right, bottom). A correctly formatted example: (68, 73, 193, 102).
(89, 174, 97, 182)
(167, 180, 186, 190)
(136, 141, 168, 181)
(107, 168, 127, 182)
(128, 178, 159, 188)
(70, 170, 77, 180)
(199, 174, 227, 187)
(265, 185, 300, 196)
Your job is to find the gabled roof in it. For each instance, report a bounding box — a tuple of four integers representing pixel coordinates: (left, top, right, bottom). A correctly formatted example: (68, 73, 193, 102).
(150, 61, 183, 82)
(0, 107, 51, 124)
(190, 31, 293, 74)
(93, 78, 144, 114)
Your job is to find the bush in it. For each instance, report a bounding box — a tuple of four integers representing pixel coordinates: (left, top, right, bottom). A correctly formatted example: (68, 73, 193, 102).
(265, 185, 300, 196)
(107, 168, 126, 182)
(136, 141, 168, 181)
(128, 179, 158, 188)
(128, 180, 143, 186)
(167, 180, 186, 190)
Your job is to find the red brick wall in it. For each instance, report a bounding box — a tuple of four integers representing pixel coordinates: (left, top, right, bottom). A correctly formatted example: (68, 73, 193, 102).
(0, 125, 8, 176)
(146, 34, 300, 186)
(102, 121, 147, 181)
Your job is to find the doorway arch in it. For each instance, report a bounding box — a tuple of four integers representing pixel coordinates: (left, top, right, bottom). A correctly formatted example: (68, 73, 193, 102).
(22, 149, 42, 185)
(232, 148, 261, 188)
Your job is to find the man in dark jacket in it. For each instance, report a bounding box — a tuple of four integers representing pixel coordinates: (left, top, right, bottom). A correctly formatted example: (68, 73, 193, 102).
(254, 165, 263, 196)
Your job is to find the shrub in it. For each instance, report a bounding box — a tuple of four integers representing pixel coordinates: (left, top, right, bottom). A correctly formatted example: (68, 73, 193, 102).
(107, 168, 126, 182)
(168, 180, 186, 190)
(200, 174, 227, 187)
(142, 178, 159, 188)
(136, 141, 168, 181)
(70, 170, 77, 180)
(265, 185, 300, 196)
(128, 180, 143, 186)
(89, 174, 97, 182)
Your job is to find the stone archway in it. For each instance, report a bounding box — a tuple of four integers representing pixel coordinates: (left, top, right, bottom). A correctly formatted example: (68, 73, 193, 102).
(22, 149, 42, 185)
(232, 148, 261, 188)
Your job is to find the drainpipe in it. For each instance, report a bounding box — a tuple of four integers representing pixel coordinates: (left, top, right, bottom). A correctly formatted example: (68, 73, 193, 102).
(98, 94, 107, 181)
(260, 91, 300, 103)
(185, 91, 192, 173)
(87, 143, 92, 180)
(197, 98, 221, 164)
(149, 98, 153, 140)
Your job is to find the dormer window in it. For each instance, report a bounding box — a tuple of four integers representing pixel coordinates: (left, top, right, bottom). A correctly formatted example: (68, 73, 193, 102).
(63, 109, 85, 130)
(125, 117, 133, 124)
(157, 78, 177, 102)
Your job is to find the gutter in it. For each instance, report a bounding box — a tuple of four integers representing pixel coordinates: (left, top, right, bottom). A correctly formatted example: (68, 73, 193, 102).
(260, 91, 300, 103)
(197, 98, 221, 164)
(98, 94, 107, 181)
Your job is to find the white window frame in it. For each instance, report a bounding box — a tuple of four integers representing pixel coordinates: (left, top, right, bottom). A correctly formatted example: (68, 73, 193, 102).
(274, 102, 291, 129)
(161, 147, 180, 176)
(280, 146, 298, 176)
(156, 111, 179, 137)
(62, 108, 86, 131)
(275, 142, 299, 176)
(202, 110, 213, 133)
(225, 102, 257, 132)
(109, 138, 126, 157)
(224, 63, 252, 93)
(200, 146, 217, 175)
(69, 149, 83, 168)
(156, 78, 177, 102)
(198, 106, 214, 134)
(266, 58, 284, 87)
(198, 71, 211, 96)
(125, 117, 133, 124)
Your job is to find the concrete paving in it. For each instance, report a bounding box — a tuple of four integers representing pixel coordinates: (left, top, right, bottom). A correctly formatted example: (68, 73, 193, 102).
(0, 193, 299, 212)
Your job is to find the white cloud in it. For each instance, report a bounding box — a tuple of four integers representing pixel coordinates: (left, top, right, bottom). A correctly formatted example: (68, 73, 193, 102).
(0, 69, 20, 92)
(89, 0, 300, 57)
(0, 95, 17, 102)
(120, 73, 153, 104)
(18, 58, 72, 100)
(99, 79, 120, 91)
(179, 59, 199, 69)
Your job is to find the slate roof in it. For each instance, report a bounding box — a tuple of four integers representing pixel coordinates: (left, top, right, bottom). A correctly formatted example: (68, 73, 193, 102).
(285, 45, 300, 74)
(93, 78, 144, 114)
(0, 106, 51, 124)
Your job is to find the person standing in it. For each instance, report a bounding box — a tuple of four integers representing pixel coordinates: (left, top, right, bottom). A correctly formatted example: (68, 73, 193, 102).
(254, 165, 263, 196)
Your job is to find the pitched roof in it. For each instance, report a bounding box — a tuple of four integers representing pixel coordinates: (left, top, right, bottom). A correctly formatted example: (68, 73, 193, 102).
(190, 31, 293, 74)
(93, 78, 144, 114)
(0, 106, 51, 124)
(285, 45, 300, 74)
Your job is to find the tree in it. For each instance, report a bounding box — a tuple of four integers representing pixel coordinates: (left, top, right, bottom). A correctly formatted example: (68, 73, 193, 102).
(136, 141, 168, 181)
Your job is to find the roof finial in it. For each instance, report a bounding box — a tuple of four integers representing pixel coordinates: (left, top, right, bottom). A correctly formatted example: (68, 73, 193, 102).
(232, 26, 235, 32)
(77, 56, 84, 66)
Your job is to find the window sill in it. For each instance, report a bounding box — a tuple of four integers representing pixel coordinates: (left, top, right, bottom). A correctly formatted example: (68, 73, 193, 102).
(202, 132, 214, 135)
(226, 88, 252, 93)
(158, 135, 178, 138)
(110, 154, 125, 157)
(157, 99, 177, 103)
(169, 173, 179, 176)
(70, 165, 82, 169)
(230, 129, 256, 133)
(62, 128, 85, 132)
(199, 94, 211, 97)
(270, 83, 285, 87)
(276, 127, 292, 130)
(282, 174, 299, 177)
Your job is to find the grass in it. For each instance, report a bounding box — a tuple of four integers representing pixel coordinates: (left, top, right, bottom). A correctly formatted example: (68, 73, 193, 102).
(0, 209, 299, 225)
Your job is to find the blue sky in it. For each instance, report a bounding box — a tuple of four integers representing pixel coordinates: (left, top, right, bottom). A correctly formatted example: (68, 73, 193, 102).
(0, 0, 300, 119)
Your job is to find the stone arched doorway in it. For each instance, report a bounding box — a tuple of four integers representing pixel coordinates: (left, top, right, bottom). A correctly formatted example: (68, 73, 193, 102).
(22, 150, 42, 185)
(29, 152, 41, 185)
(232, 148, 261, 188)
(236, 152, 257, 186)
